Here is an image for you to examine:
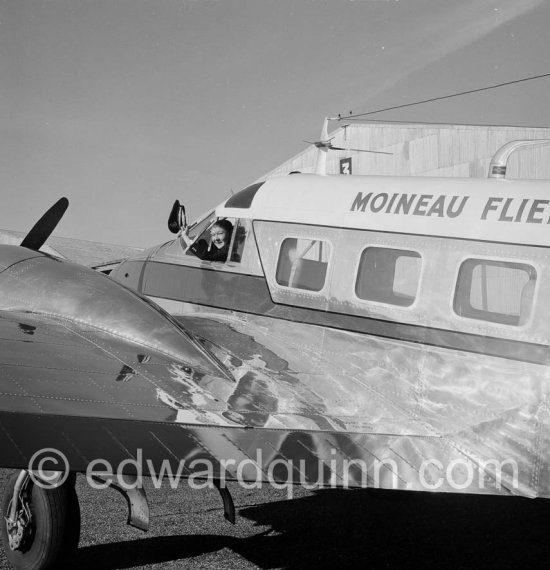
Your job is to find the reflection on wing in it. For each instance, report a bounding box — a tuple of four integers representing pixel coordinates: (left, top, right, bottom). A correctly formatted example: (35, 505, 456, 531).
(0, 243, 547, 498)
(0, 304, 545, 496)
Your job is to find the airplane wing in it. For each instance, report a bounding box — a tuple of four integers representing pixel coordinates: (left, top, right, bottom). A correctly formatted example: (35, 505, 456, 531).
(0, 241, 437, 493)
(0, 303, 441, 494)
(1, 297, 420, 490)
(0, 242, 540, 497)
(1, 302, 407, 490)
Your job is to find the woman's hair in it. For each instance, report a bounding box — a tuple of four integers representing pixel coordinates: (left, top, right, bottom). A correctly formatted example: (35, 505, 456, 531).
(212, 219, 233, 237)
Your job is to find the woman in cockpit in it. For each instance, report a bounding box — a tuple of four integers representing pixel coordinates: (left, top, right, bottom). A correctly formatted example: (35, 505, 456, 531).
(182, 219, 234, 262)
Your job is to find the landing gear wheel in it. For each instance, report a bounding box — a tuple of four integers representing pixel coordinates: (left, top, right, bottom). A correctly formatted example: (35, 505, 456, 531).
(1, 472, 80, 570)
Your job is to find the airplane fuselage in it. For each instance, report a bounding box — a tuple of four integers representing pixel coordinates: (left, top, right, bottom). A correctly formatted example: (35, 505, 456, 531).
(110, 173, 550, 498)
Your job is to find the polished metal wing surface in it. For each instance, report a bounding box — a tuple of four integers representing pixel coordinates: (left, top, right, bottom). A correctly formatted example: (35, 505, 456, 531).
(1, 243, 549, 498)
(173, 311, 550, 498)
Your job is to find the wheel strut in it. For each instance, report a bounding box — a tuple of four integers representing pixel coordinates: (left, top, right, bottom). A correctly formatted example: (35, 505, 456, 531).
(5, 470, 32, 552)
(2, 470, 81, 570)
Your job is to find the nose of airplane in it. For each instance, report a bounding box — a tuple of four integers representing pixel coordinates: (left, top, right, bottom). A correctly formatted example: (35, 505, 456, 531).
(0, 245, 227, 377)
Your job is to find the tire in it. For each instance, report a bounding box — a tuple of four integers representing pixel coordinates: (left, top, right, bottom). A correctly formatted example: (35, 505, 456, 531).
(1, 472, 80, 570)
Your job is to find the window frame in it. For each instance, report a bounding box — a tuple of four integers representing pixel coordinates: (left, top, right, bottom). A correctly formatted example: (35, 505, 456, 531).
(452, 256, 537, 327)
(274, 235, 333, 294)
(353, 245, 423, 309)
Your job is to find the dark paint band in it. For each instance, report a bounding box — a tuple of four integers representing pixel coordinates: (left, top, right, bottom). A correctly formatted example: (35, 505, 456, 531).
(134, 261, 550, 366)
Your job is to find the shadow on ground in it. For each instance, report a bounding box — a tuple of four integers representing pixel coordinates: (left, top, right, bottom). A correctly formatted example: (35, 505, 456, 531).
(73, 487, 550, 569)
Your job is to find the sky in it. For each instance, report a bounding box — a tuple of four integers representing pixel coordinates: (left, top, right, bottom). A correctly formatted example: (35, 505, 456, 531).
(1, 0, 549, 247)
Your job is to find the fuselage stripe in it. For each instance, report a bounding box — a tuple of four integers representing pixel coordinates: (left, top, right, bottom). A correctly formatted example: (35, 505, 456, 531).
(137, 260, 550, 366)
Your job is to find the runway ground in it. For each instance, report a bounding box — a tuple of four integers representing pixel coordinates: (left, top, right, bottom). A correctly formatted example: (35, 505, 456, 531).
(1, 468, 550, 569)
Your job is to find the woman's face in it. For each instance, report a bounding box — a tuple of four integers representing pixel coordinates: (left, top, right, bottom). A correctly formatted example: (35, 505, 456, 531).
(210, 225, 228, 249)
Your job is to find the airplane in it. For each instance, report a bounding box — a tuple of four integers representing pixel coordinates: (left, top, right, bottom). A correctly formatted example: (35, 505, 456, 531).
(1, 135, 550, 569)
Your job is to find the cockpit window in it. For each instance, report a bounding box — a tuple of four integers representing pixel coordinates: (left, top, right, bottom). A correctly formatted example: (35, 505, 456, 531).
(276, 237, 330, 292)
(186, 217, 242, 263)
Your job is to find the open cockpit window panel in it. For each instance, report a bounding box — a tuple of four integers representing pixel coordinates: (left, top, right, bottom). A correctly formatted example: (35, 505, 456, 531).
(228, 218, 248, 263)
(355, 247, 422, 307)
(454, 259, 536, 326)
(186, 211, 216, 243)
(276, 237, 331, 292)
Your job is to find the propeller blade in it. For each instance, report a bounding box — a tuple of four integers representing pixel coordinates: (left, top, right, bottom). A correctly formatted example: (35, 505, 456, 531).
(329, 145, 393, 155)
(20, 197, 69, 251)
(304, 137, 336, 147)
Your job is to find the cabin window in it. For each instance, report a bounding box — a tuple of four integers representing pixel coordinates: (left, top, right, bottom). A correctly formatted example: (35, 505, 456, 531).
(454, 259, 536, 326)
(355, 247, 421, 307)
(276, 237, 330, 292)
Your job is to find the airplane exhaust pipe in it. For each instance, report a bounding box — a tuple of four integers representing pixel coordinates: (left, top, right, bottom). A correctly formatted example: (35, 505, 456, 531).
(488, 139, 550, 179)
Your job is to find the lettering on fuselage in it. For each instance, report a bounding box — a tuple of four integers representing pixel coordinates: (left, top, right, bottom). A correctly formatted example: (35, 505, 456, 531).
(350, 192, 550, 224)
(481, 197, 550, 224)
(350, 192, 469, 219)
